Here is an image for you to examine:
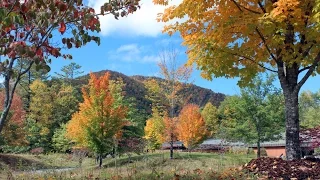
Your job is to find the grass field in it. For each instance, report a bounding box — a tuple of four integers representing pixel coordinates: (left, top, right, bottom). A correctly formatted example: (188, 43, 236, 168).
(0, 151, 258, 180)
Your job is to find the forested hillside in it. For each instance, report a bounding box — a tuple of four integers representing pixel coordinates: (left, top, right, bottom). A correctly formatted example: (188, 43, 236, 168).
(75, 70, 226, 114)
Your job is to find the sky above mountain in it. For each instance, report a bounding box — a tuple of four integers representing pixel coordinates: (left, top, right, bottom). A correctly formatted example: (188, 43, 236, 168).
(47, 0, 320, 95)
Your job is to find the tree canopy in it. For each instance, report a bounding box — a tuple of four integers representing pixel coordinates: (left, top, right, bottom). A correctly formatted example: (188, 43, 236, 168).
(153, 0, 320, 160)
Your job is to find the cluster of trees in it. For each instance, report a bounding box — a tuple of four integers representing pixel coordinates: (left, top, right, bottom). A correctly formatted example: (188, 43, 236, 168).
(0, 63, 81, 151)
(0, 63, 148, 167)
(144, 74, 286, 158)
(144, 104, 208, 152)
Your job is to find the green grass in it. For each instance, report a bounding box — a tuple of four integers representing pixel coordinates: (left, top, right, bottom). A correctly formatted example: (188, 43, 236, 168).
(1, 151, 258, 180)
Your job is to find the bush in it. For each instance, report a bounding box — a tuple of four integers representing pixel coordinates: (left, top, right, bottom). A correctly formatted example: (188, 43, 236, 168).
(0, 145, 30, 153)
(228, 147, 248, 155)
(260, 148, 268, 157)
(30, 147, 44, 155)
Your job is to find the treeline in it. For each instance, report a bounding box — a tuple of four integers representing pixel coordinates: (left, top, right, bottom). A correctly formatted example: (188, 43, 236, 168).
(144, 74, 320, 158)
(0, 62, 224, 158)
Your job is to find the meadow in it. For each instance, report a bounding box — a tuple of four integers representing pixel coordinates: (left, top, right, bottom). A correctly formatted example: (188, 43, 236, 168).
(0, 151, 257, 180)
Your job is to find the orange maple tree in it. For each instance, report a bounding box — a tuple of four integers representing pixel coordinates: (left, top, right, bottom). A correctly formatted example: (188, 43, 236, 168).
(66, 72, 127, 167)
(0, 91, 27, 146)
(177, 104, 207, 150)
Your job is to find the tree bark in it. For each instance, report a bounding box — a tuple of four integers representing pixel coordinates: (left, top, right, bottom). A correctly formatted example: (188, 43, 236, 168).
(283, 89, 301, 160)
(170, 135, 173, 159)
(0, 61, 33, 133)
(277, 63, 301, 160)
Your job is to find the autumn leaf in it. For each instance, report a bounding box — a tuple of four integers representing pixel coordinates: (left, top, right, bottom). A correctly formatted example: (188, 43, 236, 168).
(59, 22, 66, 34)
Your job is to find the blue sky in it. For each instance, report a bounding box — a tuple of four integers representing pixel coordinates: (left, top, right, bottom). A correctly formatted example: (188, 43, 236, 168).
(48, 0, 320, 95)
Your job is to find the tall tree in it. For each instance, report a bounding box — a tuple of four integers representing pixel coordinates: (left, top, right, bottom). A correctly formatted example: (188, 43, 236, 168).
(66, 72, 127, 168)
(54, 62, 84, 82)
(0, 0, 140, 134)
(177, 104, 207, 150)
(15, 61, 50, 111)
(154, 0, 320, 160)
(157, 48, 192, 159)
(144, 108, 165, 150)
(51, 83, 79, 130)
(201, 102, 220, 137)
(28, 80, 53, 125)
(220, 75, 285, 157)
(26, 79, 53, 150)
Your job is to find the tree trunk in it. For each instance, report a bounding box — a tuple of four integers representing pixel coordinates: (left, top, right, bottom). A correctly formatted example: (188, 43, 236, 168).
(99, 154, 103, 168)
(0, 76, 14, 133)
(0, 60, 32, 134)
(283, 90, 301, 160)
(170, 136, 173, 159)
(277, 61, 302, 160)
(257, 140, 261, 158)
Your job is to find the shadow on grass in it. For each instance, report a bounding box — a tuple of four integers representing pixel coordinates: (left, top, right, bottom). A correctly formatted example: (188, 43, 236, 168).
(0, 154, 52, 171)
(103, 153, 165, 167)
(102, 152, 254, 168)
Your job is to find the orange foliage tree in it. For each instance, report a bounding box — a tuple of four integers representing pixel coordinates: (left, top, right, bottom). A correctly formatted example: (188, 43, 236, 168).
(66, 72, 127, 167)
(154, 0, 320, 160)
(0, 92, 27, 146)
(177, 104, 207, 150)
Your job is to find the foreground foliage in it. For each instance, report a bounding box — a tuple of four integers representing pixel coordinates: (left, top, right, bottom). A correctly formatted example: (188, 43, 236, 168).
(245, 157, 320, 179)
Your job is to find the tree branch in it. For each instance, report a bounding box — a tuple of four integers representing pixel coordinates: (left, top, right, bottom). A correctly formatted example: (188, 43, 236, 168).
(219, 50, 278, 73)
(237, 57, 278, 73)
(257, 1, 267, 13)
(231, 0, 243, 12)
(239, 4, 261, 14)
(298, 66, 311, 73)
(255, 27, 278, 63)
(297, 52, 320, 90)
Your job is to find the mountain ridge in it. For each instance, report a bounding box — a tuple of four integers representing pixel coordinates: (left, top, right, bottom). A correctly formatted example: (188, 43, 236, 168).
(76, 70, 226, 114)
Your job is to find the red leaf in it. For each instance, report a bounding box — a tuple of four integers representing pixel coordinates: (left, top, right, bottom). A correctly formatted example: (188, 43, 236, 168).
(36, 49, 42, 56)
(59, 22, 66, 34)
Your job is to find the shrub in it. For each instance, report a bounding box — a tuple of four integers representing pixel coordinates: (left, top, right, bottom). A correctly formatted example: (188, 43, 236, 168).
(30, 147, 44, 155)
(260, 148, 268, 157)
(228, 147, 248, 155)
(0, 145, 29, 154)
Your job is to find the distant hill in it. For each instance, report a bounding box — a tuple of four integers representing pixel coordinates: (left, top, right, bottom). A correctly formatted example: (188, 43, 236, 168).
(74, 70, 226, 115)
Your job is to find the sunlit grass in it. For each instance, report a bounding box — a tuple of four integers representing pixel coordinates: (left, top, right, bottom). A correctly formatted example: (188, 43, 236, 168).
(3, 151, 257, 179)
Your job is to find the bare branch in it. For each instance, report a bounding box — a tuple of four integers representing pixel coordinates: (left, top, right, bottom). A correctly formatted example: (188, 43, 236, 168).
(239, 4, 261, 14)
(298, 66, 311, 73)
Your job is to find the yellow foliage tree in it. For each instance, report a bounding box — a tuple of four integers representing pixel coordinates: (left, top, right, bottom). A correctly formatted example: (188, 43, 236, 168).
(66, 72, 127, 167)
(177, 104, 207, 150)
(153, 0, 320, 160)
(144, 108, 165, 149)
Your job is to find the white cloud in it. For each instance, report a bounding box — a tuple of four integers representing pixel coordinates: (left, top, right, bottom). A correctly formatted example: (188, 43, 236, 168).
(88, 0, 183, 37)
(108, 44, 160, 63)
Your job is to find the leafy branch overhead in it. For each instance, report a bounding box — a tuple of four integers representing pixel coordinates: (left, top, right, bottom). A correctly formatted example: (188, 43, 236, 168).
(0, 0, 140, 68)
